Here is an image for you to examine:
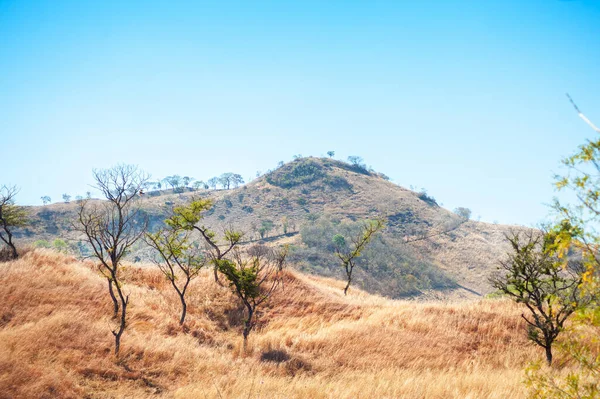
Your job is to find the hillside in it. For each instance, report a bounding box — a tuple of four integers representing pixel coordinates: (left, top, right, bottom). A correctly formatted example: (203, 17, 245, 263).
(0, 250, 536, 398)
(13, 157, 525, 298)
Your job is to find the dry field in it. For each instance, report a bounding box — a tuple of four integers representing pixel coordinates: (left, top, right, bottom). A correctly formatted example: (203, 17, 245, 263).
(0, 249, 541, 398)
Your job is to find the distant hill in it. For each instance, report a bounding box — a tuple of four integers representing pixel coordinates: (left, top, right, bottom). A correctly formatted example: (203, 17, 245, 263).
(13, 157, 526, 298)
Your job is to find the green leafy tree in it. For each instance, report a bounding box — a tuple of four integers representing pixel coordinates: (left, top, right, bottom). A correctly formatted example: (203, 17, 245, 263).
(146, 224, 206, 325)
(192, 180, 205, 191)
(327, 151, 335, 158)
(0, 185, 28, 260)
(219, 173, 244, 189)
(231, 173, 244, 188)
(281, 216, 289, 235)
(62, 193, 71, 203)
(183, 176, 193, 187)
(490, 230, 589, 365)
(217, 244, 288, 349)
(524, 96, 600, 395)
(164, 175, 182, 191)
(53, 238, 69, 253)
(166, 198, 243, 283)
(40, 196, 51, 205)
(333, 218, 385, 295)
(208, 177, 219, 190)
(453, 207, 472, 220)
(259, 219, 274, 239)
(347, 155, 363, 166)
(76, 164, 149, 355)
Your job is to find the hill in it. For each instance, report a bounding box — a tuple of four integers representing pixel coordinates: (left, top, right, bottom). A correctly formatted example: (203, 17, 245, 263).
(13, 157, 526, 298)
(0, 250, 535, 398)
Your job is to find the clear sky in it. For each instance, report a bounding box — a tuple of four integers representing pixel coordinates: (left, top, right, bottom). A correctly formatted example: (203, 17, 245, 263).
(1, 0, 599, 226)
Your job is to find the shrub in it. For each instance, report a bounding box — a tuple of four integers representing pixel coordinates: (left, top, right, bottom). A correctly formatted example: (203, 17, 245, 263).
(266, 159, 326, 188)
(417, 190, 438, 206)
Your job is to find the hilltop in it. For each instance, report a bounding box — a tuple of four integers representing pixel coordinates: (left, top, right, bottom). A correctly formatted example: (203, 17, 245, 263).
(14, 157, 525, 298)
(0, 250, 534, 398)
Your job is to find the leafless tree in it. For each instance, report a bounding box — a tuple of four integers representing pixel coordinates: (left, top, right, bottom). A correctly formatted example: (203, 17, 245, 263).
(76, 164, 149, 355)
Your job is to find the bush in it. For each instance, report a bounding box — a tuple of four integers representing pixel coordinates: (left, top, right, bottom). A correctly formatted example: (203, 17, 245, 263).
(417, 190, 438, 206)
(266, 159, 326, 188)
(266, 159, 352, 191)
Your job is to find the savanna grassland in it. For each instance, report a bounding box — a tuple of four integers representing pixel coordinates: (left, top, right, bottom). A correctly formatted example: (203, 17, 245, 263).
(0, 249, 542, 399)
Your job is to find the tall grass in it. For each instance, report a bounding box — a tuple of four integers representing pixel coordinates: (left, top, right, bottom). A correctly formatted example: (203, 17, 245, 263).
(0, 249, 536, 398)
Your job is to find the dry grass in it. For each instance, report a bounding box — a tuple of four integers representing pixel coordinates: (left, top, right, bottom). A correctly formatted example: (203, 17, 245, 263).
(0, 249, 542, 398)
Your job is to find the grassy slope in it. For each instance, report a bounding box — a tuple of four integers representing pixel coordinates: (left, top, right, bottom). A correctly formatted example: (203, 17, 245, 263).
(0, 250, 539, 398)
(15, 157, 526, 297)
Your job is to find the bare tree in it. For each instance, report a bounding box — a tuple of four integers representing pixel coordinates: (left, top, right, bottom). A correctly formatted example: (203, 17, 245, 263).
(0, 185, 28, 260)
(218, 244, 288, 348)
(76, 164, 149, 355)
(490, 231, 591, 365)
(333, 218, 385, 295)
(145, 226, 206, 325)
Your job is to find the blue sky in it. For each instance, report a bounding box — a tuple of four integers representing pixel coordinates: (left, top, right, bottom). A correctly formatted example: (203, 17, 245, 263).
(1, 0, 599, 225)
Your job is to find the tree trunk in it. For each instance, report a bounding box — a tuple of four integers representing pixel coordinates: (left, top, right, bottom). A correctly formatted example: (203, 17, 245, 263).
(3, 230, 18, 259)
(343, 278, 351, 296)
(545, 345, 553, 366)
(9, 243, 18, 260)
(179, 295, 187, 325)
(113, 297, 128, 356)
(213, 264, 223, 286)
(108, 278, 119, 318)
(243, 306, 254, 352)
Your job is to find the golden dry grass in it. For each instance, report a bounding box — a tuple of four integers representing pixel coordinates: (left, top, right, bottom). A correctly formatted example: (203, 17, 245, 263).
(0, 249, 541, 398)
